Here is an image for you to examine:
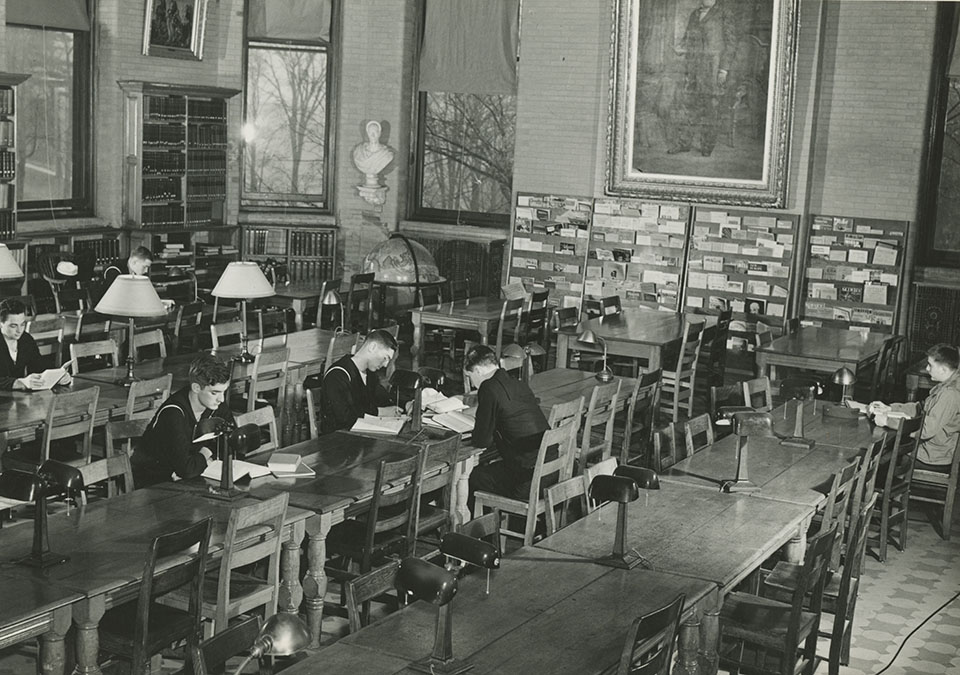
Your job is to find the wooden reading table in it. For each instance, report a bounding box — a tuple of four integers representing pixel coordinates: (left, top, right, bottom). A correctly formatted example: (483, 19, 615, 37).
(410, 297, 509, 370)
(755, 326, 885, 383)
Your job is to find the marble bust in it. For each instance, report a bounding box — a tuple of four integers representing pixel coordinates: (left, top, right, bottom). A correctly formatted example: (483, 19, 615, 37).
(352, 120, 395, 187)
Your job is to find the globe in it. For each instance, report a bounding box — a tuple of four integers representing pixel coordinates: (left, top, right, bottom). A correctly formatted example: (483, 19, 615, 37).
(362, 235, 442, 284)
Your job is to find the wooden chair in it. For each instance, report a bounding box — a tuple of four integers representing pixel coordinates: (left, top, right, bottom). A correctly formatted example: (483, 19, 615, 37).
(709, 383, 745, 440)
(105, 418, 151, 462)
(618, 370, 661, 465)
(695, 308, 732, 391)
(683, 413, 715, 456)
(345, 559, 402, 634)
(416, 434, 462, 543)
(307, 277, 342, 329)
(579, 380, 622, 469)
(210, 320, 243, 350)
(68, 337, 120, 374)
(173, 301, 204, 353)
(493, 297, 524, 360)
(254, 307, 288, 341)
(614, 592, 685, 675)
(871, 417, 921, 558)
(305, 386, 322, 439)
(132, 328, 167, 362)
(418, 285, 453, 369)
(76, 453, 135, 505)
(651, 423, 682, 473)
(98, 518, 213, 675)
(910, 429, 960, 541)
(719, 525, 837, 675)
(188, 615, 268, 675)
(324, 332, 359, 373)
(26, 315, 64, 368)
(659, 319, 704, 422)
(233, 406, 280, 457)
(245, 348, 288, 413)
(583, 456, 618, 513)
(550, 306, 580, 368)
(816, 459, 860, 571)
(211, 297, 240, 324)
(742, 376, 774, 412)
(520, 288, 550, 351)
(8, 294, 38, 317)
(753, 328, 774, 377)
(848, 435, 885, 538)
(163, 493, 289, 637)
(547, 396, 584, 430)
(544, 476, 586, 534)
(473, 420, 578, 547)
(345, 272, 376, 334)
(865, 335, 904, 402)
(125, 374, 174, 421)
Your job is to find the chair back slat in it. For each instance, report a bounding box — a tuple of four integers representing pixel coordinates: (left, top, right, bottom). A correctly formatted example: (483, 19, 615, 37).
(126, 374, 174, 421)
(548, 396, 584, 430)
(742, 377, 773, 412)
(234, 406, 279, 457)
(42, 387, 100, 463)
(345, 560, 401, 634)
(210, 320, 243, 350)
(615, 592, 685, 675)
(248, 348, 289, 413)
(544, 476, 586, 534)
(683, 413, 715, 456)
(69, 338, 120, 374)
(581, 380, 622, 467)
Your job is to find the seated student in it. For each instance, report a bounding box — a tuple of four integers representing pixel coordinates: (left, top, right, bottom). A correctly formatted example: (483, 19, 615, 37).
(465, 344, 549, 504)
(103, 246, 153, 284)
(0, 299, 72, 390)
(320, 329, 398, 434)
(132, 354, 234, 488)
(915, 343, 960, 472)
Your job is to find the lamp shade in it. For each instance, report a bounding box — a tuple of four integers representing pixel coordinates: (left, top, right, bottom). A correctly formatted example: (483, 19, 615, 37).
(577, 328, 603, 346)
(589, 474, 640, 504)
(212, 262, 276, 299)
(258, 613, 310, 656)
(0, 244, 23, 280)
(614, 465, 661, 490)
(95, 275, 166, 317)
(321, 288, 342, 305)
(396, 557, 458, 606)
(831, 367, 856, 386)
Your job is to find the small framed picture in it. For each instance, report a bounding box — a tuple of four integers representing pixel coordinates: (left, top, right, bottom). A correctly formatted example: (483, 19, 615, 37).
(143, 0, 208, 60)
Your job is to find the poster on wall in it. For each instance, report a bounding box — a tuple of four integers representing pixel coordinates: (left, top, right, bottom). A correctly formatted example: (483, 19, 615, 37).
(606, 0, 800, 207)
(142, 0, 208, 60)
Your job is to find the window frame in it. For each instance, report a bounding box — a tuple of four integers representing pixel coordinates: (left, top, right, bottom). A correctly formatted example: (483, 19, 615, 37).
(8, 23, 94, 220)
(240, 4, 338, 213)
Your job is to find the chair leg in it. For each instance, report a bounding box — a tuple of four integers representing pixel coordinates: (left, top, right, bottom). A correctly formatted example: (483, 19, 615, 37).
(942, 501, 953, 541)
(900, 498, 909, 552)
(878, 502, 889, 562)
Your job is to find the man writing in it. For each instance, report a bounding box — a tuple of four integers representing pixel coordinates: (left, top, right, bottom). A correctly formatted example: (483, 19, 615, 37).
(464, 344, 549, 505)
(320, 329, 398, 434)
(132, 354, 234, 487)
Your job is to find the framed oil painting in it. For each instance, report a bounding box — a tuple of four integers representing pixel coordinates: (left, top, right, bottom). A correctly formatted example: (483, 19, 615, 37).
(606, 0, 800, 206)
(142, 0, 208, 60)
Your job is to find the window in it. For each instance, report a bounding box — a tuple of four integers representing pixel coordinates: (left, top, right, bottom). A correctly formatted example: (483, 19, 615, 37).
(414, 92, 516, 223)
(6, 25, 91, 217)
(242, 2, 335, 209)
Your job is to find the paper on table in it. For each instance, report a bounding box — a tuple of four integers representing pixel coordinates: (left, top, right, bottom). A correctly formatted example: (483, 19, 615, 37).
(201, 460, 272, 481)
(351, 414, 405, 435)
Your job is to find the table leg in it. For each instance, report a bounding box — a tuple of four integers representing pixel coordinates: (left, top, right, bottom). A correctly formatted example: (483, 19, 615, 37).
(699, 609, 720, 675)
(557, 334, 569, 369)
(675, 617, 701, 675)
(292, 299, 305, 331)
(648, 346, 661, 373)
(40, 605, 72, 675)
(302, 512, 333, 648)
(783, 517, 810, 563)
(756, 354, 769, 381)
(411, 314, 423, 371)
(72, 596, 105, 675)
(278, 521, 305, 616)
(451, 454, 478, 527)
(905, 373, 919, 402)
(478, 319, 491, 345)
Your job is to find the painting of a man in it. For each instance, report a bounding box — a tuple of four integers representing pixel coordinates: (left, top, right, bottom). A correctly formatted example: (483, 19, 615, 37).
(147, 0, 200, 52)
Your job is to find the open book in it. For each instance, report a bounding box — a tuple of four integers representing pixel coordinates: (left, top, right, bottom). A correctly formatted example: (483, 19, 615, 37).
(201, 459, 272, 481)
(267, 453, 316, 478)
(32, 368, 67, 390)
(351, 414, 406, 436)
(421, 388, 468, 414)
(430, 409, 476, 435)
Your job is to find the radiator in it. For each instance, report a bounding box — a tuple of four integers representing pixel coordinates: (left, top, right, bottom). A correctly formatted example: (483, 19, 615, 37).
(909, 283, 960, 355)
(407, 235, 506, 298)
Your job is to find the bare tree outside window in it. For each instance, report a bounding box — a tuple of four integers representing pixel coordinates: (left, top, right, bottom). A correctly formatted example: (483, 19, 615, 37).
(934, 80, 960, 252)
(417, 92, 515, 220)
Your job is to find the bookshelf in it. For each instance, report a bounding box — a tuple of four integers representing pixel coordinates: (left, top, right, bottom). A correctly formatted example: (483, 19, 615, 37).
(241, 225, 337, 283)
(119, 81, 239, 231)
(0, 73, 29, 241)
(802, 214, 908, 334)
(589, 197, 690, 311)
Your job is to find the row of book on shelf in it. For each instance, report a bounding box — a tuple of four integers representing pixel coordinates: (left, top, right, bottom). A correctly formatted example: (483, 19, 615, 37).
(0, 120, 12, 147)
(74, 238, 121, 266)
(0, 89, 13, 116)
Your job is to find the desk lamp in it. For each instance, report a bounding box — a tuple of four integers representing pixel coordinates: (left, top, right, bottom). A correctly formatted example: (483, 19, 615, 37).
(501, 343, 547, 385)
(589, 469, 656, 570)
(197, 418, 260, 501)
(391, 369, 423, 432)
(832, 367, 856, 402)
(95, 274, 168, 386)
(231, 613, 310, 675)
(440, 531, 500, 595)
(577, 328, 614, 382)
(0, 243, 24, 295)
(212, 262, 276, 363)
(396, 557, 467, 675)
(721, 412, 771, 493)
(320, 285, 344, 331)
(0, 460, 84, 568)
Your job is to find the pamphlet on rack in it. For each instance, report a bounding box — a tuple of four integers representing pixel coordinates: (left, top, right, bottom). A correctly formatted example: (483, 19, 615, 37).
(201, 460, 273, 481)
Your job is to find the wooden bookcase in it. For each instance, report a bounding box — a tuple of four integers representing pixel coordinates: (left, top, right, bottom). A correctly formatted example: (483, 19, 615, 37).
(802, 214, 908, 334)
(241, 225, 337, 283)
(0, 73, 29, 241)
(119, 81, 239, 231)
(589, 197, 690, 311)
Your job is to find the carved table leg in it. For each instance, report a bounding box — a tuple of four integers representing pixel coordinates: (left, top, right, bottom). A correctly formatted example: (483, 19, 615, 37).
(40, 605, 72, 675)
(278, 520, 305, 616)
(783, 517, 810, 563)
(411, 317, 423, 370)
(302, 512, 333, 648)
(699, 609, 720, 675)
(453, 454, 478, 527)
(675, 617, 701, 675)
(72, 596, 105, 675)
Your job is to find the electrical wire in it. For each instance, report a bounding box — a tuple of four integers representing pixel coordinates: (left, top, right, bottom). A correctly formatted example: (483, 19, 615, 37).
(874, 588, 960, 674)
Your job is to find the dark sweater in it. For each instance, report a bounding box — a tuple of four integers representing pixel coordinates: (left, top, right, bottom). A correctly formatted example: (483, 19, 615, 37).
(132, 386, 235, 488)
(472, 369, 549, 469)
(320, 355, 391, 434)
(0, 332, 46, 390)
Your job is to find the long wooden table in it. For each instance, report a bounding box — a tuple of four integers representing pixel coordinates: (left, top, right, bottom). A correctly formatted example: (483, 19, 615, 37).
(410, 296, 508, 370)
(285, 547, 718, 675)
(555, 308, 716, 373)
(263, 282, 323, 332)
(0, 487, 311, 675)
(529, 366, 636, 417)
(755, 326, 885, 382)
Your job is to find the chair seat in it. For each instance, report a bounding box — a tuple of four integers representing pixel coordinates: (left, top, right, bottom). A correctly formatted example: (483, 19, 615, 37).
(326, 518, 407, 559)
(763, 562, 853, 616)
(720, 591, 819, 650)
(99, 601, 195, 658)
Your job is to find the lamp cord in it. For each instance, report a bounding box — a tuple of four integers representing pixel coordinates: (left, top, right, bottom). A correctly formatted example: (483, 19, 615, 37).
(875, 589, 960, 674)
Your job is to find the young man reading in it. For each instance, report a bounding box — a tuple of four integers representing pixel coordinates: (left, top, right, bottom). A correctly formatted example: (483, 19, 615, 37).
(916, 343, 960, 472)
(0, 299, 72, 390)
(320, 329, 398, 434)
(103, 246, 153, 284)
(132, 354, 234, 488)
(464, 344, 549, 505)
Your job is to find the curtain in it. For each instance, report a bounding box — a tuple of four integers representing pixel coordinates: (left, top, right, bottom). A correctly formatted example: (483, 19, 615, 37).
(6, 0, 90, 31)
(247, 0, 332, 42)
(419, 0, 519, 95)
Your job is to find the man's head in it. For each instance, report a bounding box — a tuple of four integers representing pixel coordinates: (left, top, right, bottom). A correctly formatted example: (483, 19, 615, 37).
(0, 299, 27, 342)
(926, 344, 959, 384)
(354, 329, 398, 372)
(188, 355, 231, 411)
(463, 344, 499, 389)
(128, 247, 153, 276)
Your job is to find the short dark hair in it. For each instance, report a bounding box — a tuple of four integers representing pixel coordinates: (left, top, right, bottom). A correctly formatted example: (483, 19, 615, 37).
(0, 299, 27, 322)
(463, 344, 498, 372)
(129, 246, 153, 263)
(927, 343, 960, 372)
(363, 329, 398, 352)
(189, 355, 231, 387)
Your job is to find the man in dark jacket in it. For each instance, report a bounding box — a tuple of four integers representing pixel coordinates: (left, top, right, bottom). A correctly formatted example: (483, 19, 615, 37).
(0, 298, 72, 390)
(132, 354, 233, 488)
(320, 329, 397, 434)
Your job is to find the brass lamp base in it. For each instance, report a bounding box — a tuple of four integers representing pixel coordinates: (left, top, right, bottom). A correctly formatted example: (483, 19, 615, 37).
(595, 549, 650, 570)
(18, 550, 69, 569)
(721, 479, 760, 493)
(409, 657, 474, 675)
(594, 368, 615, 383)
(202, 486, 247, 502)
